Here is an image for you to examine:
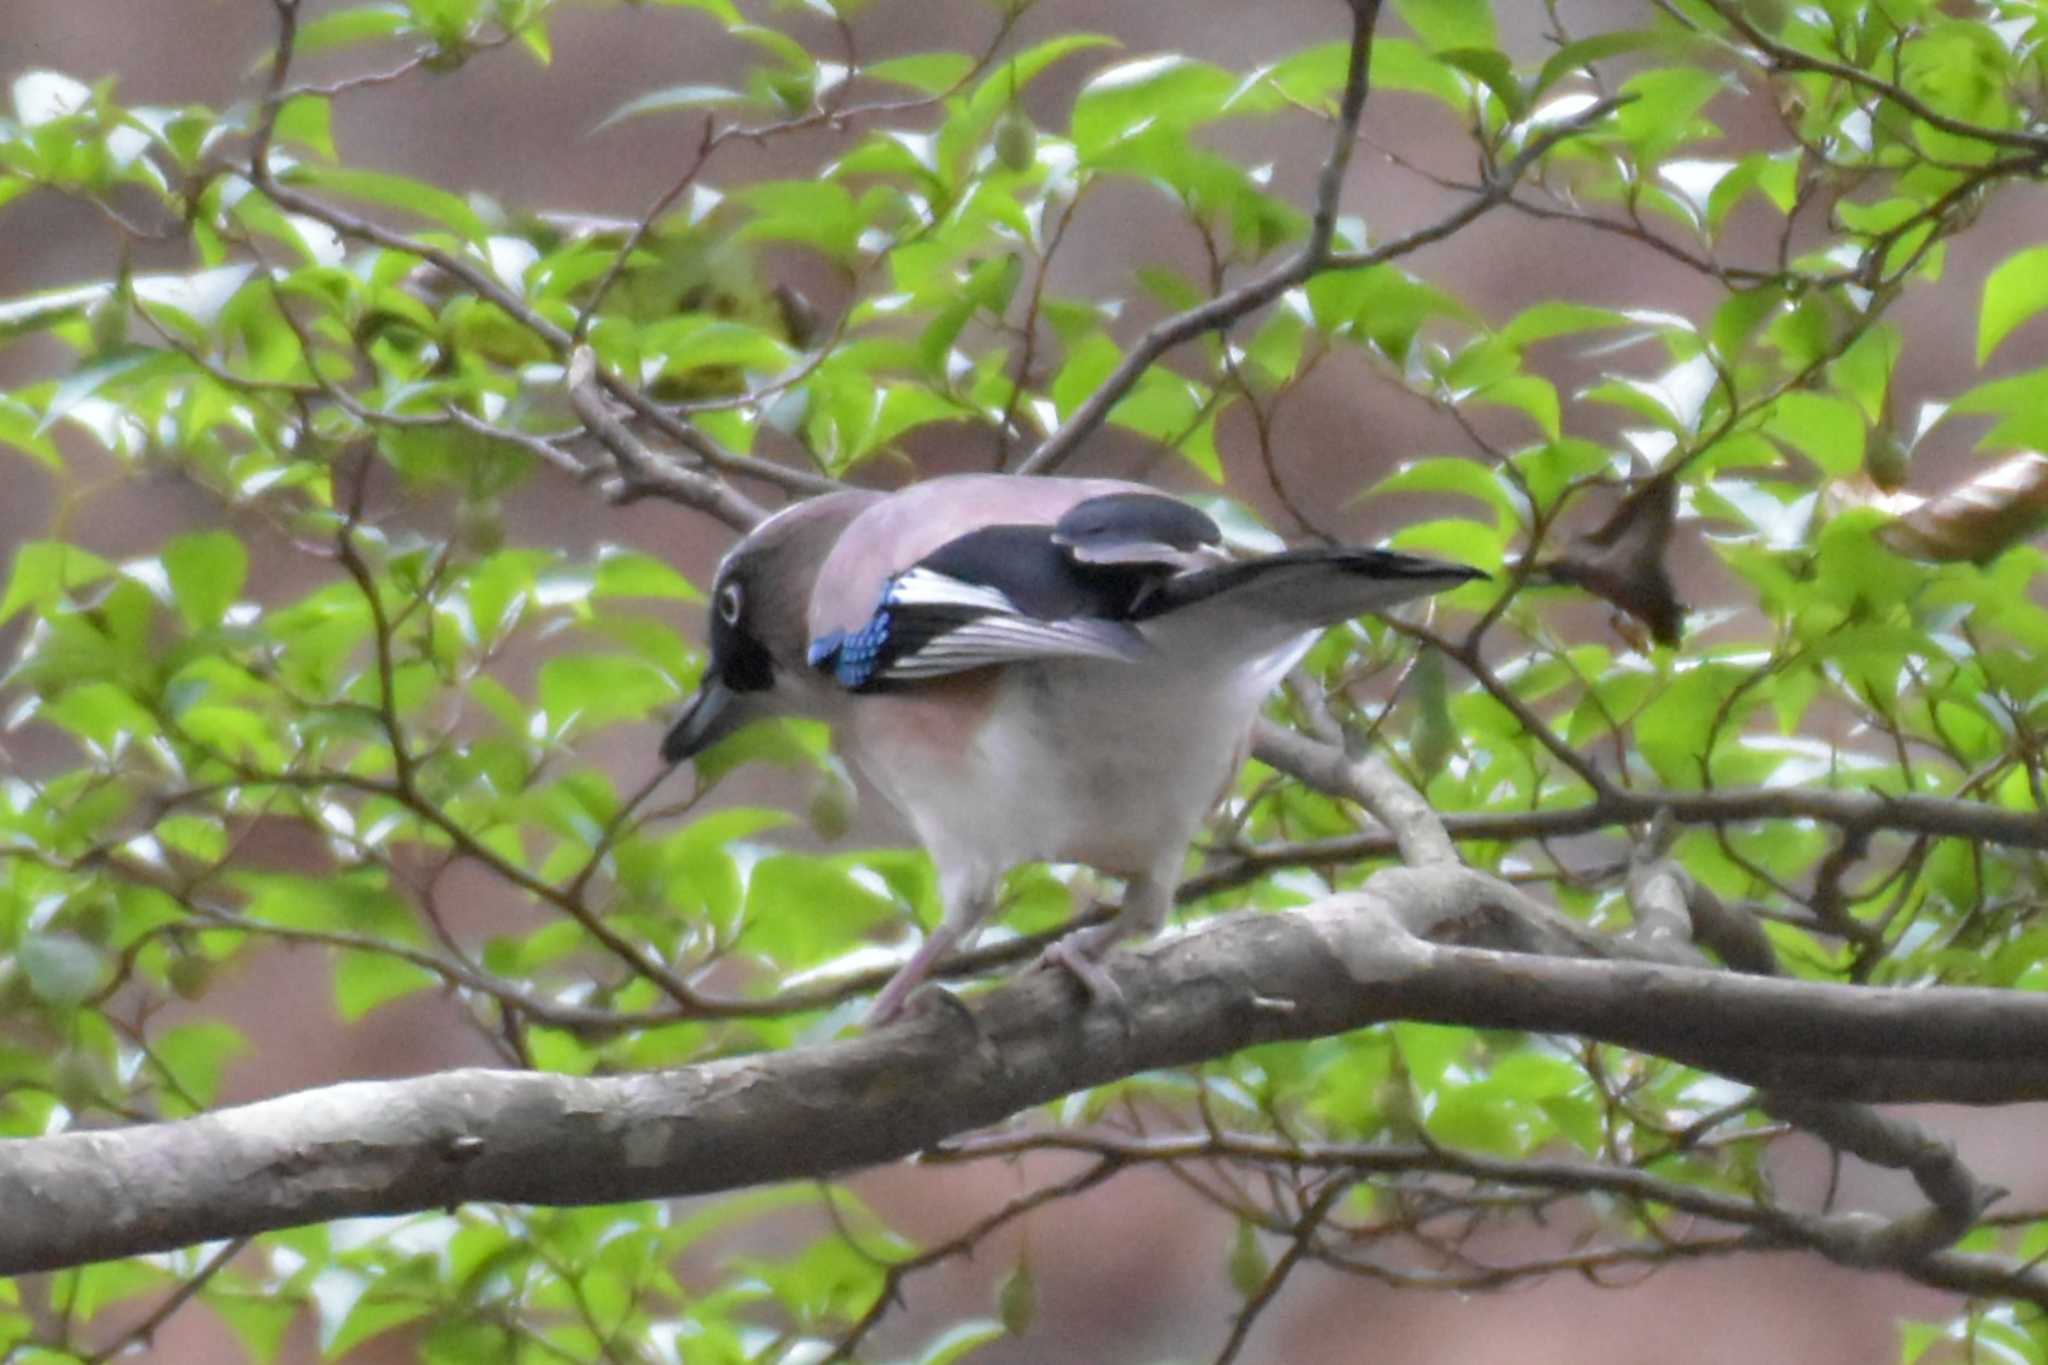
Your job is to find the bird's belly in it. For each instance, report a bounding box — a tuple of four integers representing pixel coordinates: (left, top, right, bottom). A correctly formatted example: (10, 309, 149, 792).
(843, 660, 1268, 878)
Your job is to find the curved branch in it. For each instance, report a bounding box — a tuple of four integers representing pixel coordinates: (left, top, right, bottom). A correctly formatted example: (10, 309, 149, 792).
(566, 347, 767, 531)
(935, 1128, 2048, 1310)
(1187, 782, 2048, 901)
(12, 872, 2048, 1274)
(1705, 0, 2048, 155)
(247, 170, 833, 502)
(1017, 0, 1380, 478)
(1016, 84, 1631, 475)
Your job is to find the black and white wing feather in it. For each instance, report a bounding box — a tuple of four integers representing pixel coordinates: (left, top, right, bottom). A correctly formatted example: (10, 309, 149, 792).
(803, 489, 1484, 692)
(806, 493, 1212, 691)
(808, 565, 1145, 689)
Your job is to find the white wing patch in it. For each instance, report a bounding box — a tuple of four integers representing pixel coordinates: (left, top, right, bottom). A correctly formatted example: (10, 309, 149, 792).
(882, 568, 1146, 678)
(886, 567, 1023, 615)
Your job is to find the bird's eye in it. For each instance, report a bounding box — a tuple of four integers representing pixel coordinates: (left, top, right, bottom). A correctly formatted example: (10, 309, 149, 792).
(717, 582, 744, 625)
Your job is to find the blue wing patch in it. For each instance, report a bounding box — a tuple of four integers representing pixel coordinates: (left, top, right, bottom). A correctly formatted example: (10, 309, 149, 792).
(808, 609, 893, 689)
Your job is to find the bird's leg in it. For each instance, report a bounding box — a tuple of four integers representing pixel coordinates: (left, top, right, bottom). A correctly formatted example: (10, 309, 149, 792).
(1037, 872, 1173, 1010)
(865, 870, 989, 1026)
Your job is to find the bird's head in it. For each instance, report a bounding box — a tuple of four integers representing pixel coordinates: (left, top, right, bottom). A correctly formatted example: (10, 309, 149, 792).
(661, 489, 881, 763)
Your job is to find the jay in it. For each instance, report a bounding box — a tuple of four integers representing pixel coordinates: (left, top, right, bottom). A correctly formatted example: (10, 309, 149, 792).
(662, 474, 1483, 1023)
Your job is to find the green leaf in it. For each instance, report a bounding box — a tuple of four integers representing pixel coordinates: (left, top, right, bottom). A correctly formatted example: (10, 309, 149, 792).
(590, 548, 699, 601)
(1830, 324, 1901, 425)
(1369, 456, 1520, 521)
(1389, 517, 1504, 573)
(1511, 437, 1608, 511)
(162, 530, 249, 632)
(0, 540, 113, 625)
(917, 1320, 1006, 1365)
(1051, 332, 1123, 420)
(152, 1021, 248, 1109)
(538, 654, 677, 732)
(646, 0, 743, 22)
(1707, 151, 1798, 230)
(1499, 301, 1630, 346)
(286, 164, 489, 243)
(1307, 264, 1473, 362)
(43, 681, 159, 749)
(1472, 374, 1560, 440)
(323, 1283, 434, 1359)
(1224, 1221, 1275, 1303)
(0, 398, 60, 469)
(853, 384, 962, 463)
(743, 852, 901, 960)
(18, 932, 104, 1006)
(333, 950, 439, 1021)
(735, 180, 861, 265)
(37, 347, 182, 435)
(651, 316, 797, 378)
(1765, 392, 1865, 478)
(1393, 0, 1496, 51)
(1612, 66, 1726, 162)
(1244, 301, 1308, 385)
(1111, 372, 1220, 480)
(1071, 54, 1238, 156)
(52, 1261, 167, 1325)
(1977, 244, 2048, 365)
(1635, 664, 1745, 787)
(0, 282, 104, 341)
(210, 1290, 298, 1363)
(294, 4, 411, 54)
(865, 52, 974, 94)
(597, 83, 752, 130)
(275, 94, 336, 159)
(1435, 46, 1522, 117)
(1259, 38, 1466, 110)
(968, 33, 1119, 120)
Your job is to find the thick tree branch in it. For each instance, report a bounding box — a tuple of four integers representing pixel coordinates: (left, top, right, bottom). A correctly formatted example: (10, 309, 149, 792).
(12, 873, 2048, 1274)
(1616, 817, 1999, 1271)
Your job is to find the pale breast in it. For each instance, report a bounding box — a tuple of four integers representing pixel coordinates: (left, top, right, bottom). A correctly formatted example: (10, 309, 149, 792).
(840, 654, 1279, 885)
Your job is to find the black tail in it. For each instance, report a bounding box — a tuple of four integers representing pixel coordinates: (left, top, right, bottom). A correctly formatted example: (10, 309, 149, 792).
(1136, 547, 1485, 624)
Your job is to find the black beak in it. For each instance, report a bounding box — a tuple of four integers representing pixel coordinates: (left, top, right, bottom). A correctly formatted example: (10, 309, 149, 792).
(661, 678, 751, 762)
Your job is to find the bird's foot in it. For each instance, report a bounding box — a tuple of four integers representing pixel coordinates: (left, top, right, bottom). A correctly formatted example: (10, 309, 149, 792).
(1036, 932, 1128, 1017)
(864, 973, 932, 1028)
(866, 980, 977, 1036)
(865, 924, 970, 1028)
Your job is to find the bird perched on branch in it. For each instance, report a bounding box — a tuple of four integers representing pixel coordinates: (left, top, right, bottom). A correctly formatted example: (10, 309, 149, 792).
(663, 474, 1483, 1024)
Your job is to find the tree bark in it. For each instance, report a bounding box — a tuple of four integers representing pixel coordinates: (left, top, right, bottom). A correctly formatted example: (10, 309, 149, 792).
(8, 871, 2048, 1274)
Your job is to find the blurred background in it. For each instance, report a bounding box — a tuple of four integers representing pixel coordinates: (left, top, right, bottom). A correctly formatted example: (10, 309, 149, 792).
(4, 1, 2045, 1360)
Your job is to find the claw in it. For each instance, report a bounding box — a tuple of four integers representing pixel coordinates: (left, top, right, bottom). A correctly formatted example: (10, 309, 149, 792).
(1037, 933, 1129, 1025)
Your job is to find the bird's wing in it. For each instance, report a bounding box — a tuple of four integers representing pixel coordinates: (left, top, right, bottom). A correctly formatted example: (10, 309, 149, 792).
(809, 564, 1146, 688)
(807, 484, 1217, 692)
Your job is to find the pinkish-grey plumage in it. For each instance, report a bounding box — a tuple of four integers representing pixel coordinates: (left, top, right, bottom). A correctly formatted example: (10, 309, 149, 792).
(807, 475, 1156, 638)
(664, 474, 1484, 1023)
